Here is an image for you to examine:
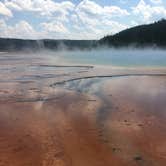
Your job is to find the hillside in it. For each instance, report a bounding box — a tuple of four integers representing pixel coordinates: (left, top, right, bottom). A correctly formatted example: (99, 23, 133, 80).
(0, 38, 96, 51)
(99, 19, 166, 47)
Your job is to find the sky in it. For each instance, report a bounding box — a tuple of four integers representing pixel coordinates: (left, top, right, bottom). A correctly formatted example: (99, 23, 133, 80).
(0, 0, 166, 39)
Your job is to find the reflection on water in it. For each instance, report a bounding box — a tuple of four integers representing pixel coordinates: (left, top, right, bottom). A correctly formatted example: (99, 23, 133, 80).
(53, 75, 166, 165)
(58, 78, 103, 94)
(54, 75, 166, 126)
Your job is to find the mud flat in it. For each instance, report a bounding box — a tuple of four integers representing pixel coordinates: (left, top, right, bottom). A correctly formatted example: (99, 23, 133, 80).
(0, 52, 166, 166)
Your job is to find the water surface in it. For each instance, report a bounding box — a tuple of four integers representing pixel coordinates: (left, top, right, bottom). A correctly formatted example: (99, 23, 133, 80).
(59, 49, 166, 68)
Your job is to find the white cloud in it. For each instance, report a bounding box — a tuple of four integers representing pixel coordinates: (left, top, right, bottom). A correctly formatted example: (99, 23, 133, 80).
(4, 1, 22, 11)
(0, 20, 44, 39)
(69, 0, 128, 39)
(76, 0, 129, 18)
(103, 20, 128, 34)
(5, 0, 35, 11)
(4, 0, 75, 18)
(132, 0, 166, 22)
(150, 0, 163, 4)
(0, 1, 12, 17)
(0, 0, 130, 39)
(41, 22, 68, 33)
(104, 6, 129, 17)
(76, 0, 103, 16)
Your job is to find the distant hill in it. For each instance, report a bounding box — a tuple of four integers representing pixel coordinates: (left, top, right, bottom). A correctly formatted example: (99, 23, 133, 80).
(0, 38, 96, 51)
(99, 19, 166, 47)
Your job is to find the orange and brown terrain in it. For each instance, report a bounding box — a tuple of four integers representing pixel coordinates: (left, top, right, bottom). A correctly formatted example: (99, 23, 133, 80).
(0, 52, 166, 166)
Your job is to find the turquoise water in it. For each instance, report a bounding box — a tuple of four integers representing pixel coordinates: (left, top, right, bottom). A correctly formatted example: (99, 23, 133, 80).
(60, 49, 166, 68)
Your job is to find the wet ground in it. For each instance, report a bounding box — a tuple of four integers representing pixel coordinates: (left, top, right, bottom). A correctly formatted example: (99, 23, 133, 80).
(0, 52, 166, 166)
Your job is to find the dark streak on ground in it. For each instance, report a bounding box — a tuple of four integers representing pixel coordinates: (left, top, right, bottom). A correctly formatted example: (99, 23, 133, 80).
(15, 95, 65, 103)
(50, 73, 166, 87)
(36, 65, 94, 68)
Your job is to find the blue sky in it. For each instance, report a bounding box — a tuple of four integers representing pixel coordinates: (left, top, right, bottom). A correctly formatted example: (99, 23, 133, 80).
(0, 0, 166, 39)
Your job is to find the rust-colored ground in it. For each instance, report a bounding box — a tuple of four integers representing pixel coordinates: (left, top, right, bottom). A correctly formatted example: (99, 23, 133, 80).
(0, 92, 123, 166)
(0, 76, 166, 166)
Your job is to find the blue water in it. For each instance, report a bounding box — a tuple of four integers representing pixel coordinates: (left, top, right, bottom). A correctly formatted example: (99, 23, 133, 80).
(61, 49, 166, 68)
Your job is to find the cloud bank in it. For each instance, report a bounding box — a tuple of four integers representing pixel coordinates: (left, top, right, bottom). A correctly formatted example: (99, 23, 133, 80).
(0, 0, 165, 39)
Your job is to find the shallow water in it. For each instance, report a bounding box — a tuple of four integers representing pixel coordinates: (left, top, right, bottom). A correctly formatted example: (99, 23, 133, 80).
(0, 50, 166, 101)
(60, 49, 166, 67)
